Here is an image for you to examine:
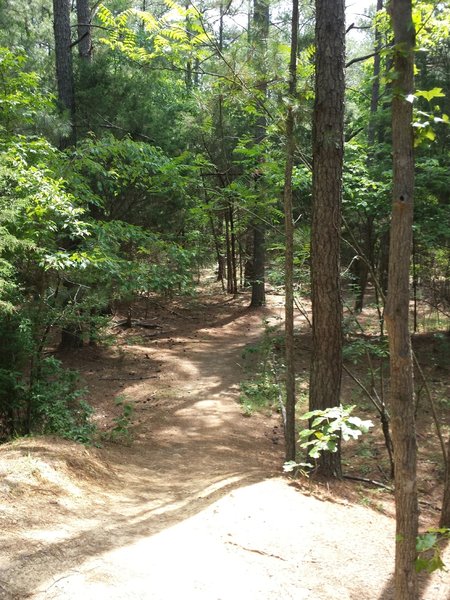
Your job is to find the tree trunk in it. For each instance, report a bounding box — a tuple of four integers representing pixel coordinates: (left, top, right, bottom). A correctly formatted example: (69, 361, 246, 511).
(224, 208, 237, 296)
(209, 213, 226, 290)
(225, 211, 233, 294)
(185, 0, 192, 90)
(229, 203, 238, 296)
(250, 224, 265, 306)
(244, 230, 254, 286)
(384, 2, 418, 598)
(367, 0, 383, 148)
(352, 249, 370, 313)
(350, 0, 382, 314)
(283, 0, 299, 462)
(60, 325, 84, 349)
(440, 436, 450, 527)
(249, 0, 269, 308)
(53, 0, 76, 148)
(76, 0, 92, 62)
(309, 0, 345, 478)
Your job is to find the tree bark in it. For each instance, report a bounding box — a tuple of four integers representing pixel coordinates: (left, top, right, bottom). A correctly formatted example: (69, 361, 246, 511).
(309, 0, 345, 478)
(384, 1, 418, 598)
(367, 0, 383, 148)
(283, 0, 299, 462)
(229, 203, 238, 296)
(225, 210, 233, 294)
(250, 224, 265, 306)
(76, 0, 92, 62)
(441, 436, 450, 527)
(249, 0, 269, 308)
(53, 0, 76, 147)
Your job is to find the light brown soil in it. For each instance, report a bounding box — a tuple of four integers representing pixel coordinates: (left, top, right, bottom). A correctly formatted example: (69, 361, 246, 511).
(0, 284, 449, 600)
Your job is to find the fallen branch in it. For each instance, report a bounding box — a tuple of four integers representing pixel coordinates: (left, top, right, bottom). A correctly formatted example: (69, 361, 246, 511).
(343, 474, 393, 491)
(226, 541, 287, 561)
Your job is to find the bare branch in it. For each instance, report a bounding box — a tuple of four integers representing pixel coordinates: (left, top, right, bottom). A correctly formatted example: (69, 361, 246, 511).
(346, 51, 377, 68)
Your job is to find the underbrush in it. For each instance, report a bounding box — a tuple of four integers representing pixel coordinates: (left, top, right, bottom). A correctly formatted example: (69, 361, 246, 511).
(239, 318, 284, 416)
(0, 355, 96, 444)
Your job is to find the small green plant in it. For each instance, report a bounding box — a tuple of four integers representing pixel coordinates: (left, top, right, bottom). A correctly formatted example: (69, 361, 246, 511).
(284, 405, 373, 474)
(31, 357, 96, 444)
(239, 318, 283, 416)
(356, 442, 375, 459)
(299, 405, 373, 458)
(125, 335, 146, 346)
(107, 395, 134, 444)
(239, 375, 280, 416)
(415, 528, 450, 573)
(343, 337, 389, 364)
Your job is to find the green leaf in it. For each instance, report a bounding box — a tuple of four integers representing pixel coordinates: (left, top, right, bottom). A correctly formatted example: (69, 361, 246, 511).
(416, 532, 437, 553)
(416, 87, 445, 102)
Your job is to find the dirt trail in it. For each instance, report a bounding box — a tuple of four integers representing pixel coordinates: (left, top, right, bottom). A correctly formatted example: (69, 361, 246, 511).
(0, 292, 449, 600)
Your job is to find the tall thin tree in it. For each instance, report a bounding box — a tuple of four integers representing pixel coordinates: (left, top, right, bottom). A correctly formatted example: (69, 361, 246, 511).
(53, 0, 76, 147)
(249, 0, 269, 307)
(309, 0, 345, 478)
(76, 0, 92, 62)
(283, 0, 299, 461)
(384, 1, 418, 598)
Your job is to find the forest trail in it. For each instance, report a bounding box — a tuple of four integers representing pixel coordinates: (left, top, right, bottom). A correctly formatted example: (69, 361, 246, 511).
(1, 287, 449, 600)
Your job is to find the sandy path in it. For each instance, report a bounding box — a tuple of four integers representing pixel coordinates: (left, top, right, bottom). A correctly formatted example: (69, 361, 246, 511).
(0, 294, 449, 599)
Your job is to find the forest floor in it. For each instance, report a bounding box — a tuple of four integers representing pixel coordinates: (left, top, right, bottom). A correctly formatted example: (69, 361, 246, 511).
(0, 276, 449, 600)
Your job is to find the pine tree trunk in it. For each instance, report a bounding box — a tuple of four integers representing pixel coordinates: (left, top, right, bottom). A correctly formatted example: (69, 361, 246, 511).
(309, 0, 345, 478)
(367, 0, 383, 148)
(229, 203, 238, 296)
(250, 224, 265, 306)
(225, 211, 233, 294)
(384, 2, 418, 598)
(53, 0, 76, 147)
(76, 0, 92, 61)
(249, 0, 269, 308)
(283, 0, 299, 462)
(352, 0, 382, 315)
(440, 436, 450, 527)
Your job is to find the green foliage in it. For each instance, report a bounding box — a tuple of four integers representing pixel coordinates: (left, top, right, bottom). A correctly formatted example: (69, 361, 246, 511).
(239, 375, 280, 416)
(298, 405, 373, 460)
(0, 336, 95, 444)
(106, 395, 134, 444)
(29, 357, 95, 443)
(75, 53, 190, 152)
(343, 143, 390, 215)
(0, 47, 53, 135)
(239, 319, 283, 416)
(68, 135, 191, 230)
(415, 528, 450, 574)
(96, 2, 208, 65)
(343, 337, 389, 364)
(267, 225, 311, 289)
